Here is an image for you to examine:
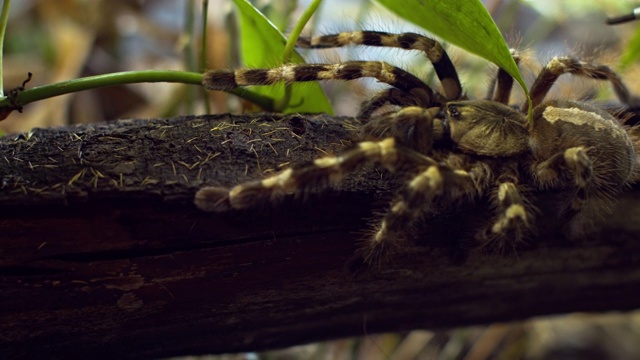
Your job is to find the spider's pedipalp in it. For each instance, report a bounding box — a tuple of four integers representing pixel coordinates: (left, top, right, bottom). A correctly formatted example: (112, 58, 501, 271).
(299, 31, 462, 100)
(524, 56, 638, 112)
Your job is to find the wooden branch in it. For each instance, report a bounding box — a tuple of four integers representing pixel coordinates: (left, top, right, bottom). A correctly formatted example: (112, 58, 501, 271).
(1, 113, 640, 359)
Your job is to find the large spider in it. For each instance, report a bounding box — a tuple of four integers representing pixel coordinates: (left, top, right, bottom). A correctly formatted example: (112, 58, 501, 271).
(195, 31, 639, 261)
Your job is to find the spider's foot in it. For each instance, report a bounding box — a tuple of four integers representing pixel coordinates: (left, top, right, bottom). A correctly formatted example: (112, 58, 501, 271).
(491, 203, 530, 236)
(479, 182, 532, 252)
(491, 203, 529, 233)
(478, 206, 530, 253)
(195, 175, 290, 212)
(226, 180, 289, 209)
(361, 216, 410, 265)
(364, 222, 397, 265)
(564, 146, 593, 188)
(535, 166, 558, 186)
(194, 186, 232, 212)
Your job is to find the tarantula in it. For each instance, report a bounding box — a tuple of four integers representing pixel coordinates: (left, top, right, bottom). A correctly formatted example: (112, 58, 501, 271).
(195, 31, 638, 261)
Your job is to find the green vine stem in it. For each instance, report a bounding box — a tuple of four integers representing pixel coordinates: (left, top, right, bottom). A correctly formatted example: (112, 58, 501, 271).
(183, 0, 197, 113)
(200, 0, 211, 114)
(0, 0, 12, 98)
(0, 70, 274, 117)
(273, 0, 323, 112)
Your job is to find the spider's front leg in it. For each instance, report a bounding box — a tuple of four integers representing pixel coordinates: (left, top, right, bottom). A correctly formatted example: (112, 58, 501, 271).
(195, 137, 400, 212)
(203, 61, 436, 106)
(196, 106, 444, 212)
(298, 31, 462, 100)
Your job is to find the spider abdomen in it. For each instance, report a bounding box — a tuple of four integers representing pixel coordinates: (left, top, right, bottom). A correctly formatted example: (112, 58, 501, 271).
(530, 100, 635, 189)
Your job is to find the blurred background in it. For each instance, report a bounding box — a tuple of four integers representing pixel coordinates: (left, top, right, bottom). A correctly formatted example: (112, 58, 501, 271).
(2, 0, 640, 134)
(4, 0, 640, 359)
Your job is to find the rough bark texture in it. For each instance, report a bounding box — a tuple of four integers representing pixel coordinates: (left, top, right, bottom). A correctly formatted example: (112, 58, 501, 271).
(1, 113, 640, 359)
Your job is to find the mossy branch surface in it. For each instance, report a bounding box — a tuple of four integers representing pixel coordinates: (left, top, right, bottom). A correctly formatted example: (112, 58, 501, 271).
(1, 113, 640, 359)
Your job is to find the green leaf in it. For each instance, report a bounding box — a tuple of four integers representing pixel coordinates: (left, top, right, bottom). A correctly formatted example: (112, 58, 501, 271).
(0, 0, 13, 98)
(231, 0, 333, 114)
(376, 0, 530, 102)
(618, 25, 640, 71)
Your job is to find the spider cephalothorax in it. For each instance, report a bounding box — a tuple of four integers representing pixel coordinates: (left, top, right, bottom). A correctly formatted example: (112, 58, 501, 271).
(195, 30, 639, 261)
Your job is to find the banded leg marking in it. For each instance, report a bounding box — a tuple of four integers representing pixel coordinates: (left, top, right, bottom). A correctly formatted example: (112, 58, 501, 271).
(358, 87, 444, 120)
(525, 57, 636, 112)
(486, 50, 521, 104)
(195, 138, 400, 212)
(298, 31, 462, 100)
(203, 61, 435, 100)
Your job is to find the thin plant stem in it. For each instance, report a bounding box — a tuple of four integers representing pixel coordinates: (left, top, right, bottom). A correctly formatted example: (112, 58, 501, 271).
(0, 0, 12, 97)
(0, 70, 274, 114)
(274, 0, 323, 112)
(200, 0, 211, 114)
(184, 0, 198, 113)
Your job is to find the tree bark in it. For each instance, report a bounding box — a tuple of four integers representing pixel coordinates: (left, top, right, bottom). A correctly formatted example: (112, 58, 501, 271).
(1, 113, 640, 359)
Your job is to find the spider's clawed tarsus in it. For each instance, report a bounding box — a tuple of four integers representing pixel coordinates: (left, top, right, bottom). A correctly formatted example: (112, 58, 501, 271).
(196, 30, 639, 263)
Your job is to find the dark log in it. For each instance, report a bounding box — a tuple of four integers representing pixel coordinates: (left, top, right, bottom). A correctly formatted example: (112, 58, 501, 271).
(1, 113, 640, 359)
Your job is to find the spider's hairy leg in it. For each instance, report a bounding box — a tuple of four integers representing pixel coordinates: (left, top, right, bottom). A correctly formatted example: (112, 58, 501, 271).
(480, 181, 534, 253)
(533, 146, 593, 207)
(203, 61, 435, 103)
(534, 146, 591, 187)
(195, 138, 400, 212)
(364, 159, 478, 263)
(563, 147, 593, 188)
(550, 153, 616, 237)
(523, 56, 638, 112)
(298, 31, 462, 100)
(358, 88, 425, 119)
(485, 49, 521, 105)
